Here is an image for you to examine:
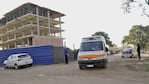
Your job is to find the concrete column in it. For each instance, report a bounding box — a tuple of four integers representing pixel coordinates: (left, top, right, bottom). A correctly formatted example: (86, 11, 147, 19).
(22, 39, 25, 47)
(22, 32, 25, 47)
(36, 7, 40, 36)
(2, 45, 4, 50)
(14, 33, 17, 39)
(59, 17, 62, 37)
(14, 42, 17, 48)
(27, 38, 29, 46)
(36, 6, 40, 45)
(30, 21, 33, 24)
(7, 35, 9, 41)
(31, 29, 34, 35)
(8, 43, 10, 49)
(48, 11, 50, 37)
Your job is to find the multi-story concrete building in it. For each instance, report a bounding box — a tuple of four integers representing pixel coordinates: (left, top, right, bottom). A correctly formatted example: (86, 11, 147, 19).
(0, 3, 65, 50)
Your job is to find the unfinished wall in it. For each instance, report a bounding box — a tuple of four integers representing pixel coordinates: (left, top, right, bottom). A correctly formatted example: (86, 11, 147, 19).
(33, 36, 63, 47)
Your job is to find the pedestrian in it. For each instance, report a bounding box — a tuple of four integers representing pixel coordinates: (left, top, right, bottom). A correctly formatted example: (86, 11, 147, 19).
(73, 49, 78, 60)
(64, 48, 68, 64)
(137, 43, 141, 61)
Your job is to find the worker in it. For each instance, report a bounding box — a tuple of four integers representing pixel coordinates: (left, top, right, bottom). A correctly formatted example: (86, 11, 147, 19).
(64, 48, 68, 64)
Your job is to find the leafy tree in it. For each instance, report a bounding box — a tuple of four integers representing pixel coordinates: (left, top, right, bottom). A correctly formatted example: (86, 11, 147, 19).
(122, 25, 149, 49)
(121, 1, 149, 50)
(122, 0, 149, 17)
(122, 36, 130, 44)
(92, 31, 113, 47)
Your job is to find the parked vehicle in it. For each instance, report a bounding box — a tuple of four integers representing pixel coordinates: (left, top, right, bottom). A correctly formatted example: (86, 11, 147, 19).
(121, 48, 137, 58)
(3, 53, 33, 69)
(78, 36, 108, 69)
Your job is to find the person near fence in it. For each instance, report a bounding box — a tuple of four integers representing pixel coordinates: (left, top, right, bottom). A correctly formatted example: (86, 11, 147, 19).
(64, 48, 68, 64)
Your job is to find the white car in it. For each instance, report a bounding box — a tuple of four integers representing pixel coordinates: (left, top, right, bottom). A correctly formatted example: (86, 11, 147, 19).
(3, 53, 33, 69)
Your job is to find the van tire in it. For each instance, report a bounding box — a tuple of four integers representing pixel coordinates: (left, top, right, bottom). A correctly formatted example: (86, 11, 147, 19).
(79, 65, 85, 70)
(102, 64, 107, 68)
(79, 66, 83, 70)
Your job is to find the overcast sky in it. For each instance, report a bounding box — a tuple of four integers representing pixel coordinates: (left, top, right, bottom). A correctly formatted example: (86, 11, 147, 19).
(1, 0, 149, 49)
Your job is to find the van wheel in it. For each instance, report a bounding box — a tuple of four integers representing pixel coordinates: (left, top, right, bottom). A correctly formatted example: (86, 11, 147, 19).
(102, 64, 107, 68)
(122, 56, 124, 58)
(79, 66, 83, 70)
(79, 65, 85, 70)
(14, 64, 19, 69)
(79, 67, 83, 70)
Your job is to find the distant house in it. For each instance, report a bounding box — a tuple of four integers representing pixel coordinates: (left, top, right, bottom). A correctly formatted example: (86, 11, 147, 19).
(0, 3, 65, 50)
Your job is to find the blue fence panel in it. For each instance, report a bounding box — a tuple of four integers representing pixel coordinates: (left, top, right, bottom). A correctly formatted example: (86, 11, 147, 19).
(0, 45, 53, 66)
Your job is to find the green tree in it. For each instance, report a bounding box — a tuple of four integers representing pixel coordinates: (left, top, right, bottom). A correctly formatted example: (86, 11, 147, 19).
(122, 25, 149, 49)
(122, 0, 149, 17)
(122, 36, 130, 44)
(92, 31, 113, 47)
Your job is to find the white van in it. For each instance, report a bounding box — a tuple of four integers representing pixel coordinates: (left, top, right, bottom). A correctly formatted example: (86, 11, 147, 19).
(121, 48, 137, 58)
(78, 36, 108, 69)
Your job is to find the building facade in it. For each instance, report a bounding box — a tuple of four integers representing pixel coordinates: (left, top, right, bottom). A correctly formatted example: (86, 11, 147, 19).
(0, 3, 65, 50)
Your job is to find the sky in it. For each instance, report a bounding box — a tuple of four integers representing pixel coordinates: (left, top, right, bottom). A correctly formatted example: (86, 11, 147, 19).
(0, 0, 149, 49)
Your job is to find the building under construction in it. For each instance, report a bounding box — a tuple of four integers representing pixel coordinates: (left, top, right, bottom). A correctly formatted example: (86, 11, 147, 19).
(0, 3, 65, 50)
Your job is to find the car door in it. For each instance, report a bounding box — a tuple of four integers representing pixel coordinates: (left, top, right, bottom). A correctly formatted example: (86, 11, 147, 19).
(7, 55, 17, 67)
(5, 56, 13, 67)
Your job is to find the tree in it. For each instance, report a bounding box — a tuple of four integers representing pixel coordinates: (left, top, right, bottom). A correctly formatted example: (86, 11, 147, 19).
(122, 36, 130, 44)
(92, 31, 113, 47)
(122, 25, 149, 49)
(122, 0, 149, 17)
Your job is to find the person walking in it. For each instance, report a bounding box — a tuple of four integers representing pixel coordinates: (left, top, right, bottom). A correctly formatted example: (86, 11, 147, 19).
(137, 43, 141, 61)
(64, 48, 68, 64)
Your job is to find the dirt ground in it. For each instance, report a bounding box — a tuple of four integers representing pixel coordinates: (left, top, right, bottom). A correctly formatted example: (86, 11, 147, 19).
(0, 54, 149, 84)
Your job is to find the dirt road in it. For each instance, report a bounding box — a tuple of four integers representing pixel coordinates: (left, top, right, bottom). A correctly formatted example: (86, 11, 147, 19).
(0, 54, 149, 84)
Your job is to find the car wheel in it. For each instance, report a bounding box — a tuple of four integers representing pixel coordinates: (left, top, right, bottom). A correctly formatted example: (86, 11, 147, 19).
(14, 64, 19, 69)
(3, 64, 8, 69)
(30, 64, 32, 66)
(28, 64, 32, 67)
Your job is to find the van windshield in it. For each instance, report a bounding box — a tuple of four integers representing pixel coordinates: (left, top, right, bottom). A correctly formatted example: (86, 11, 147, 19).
(79, 41, 103, 51)
(123, 49, 132, 53)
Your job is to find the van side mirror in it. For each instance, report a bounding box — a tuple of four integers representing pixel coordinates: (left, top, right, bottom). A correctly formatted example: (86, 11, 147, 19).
(105, 47, 108, 52)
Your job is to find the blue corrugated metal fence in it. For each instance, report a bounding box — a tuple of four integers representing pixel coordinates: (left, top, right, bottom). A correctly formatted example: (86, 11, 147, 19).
(0, 45, 53, 66)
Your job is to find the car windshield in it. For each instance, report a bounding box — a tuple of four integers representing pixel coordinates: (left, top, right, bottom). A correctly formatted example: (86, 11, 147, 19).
(79, 41, 103, 51)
